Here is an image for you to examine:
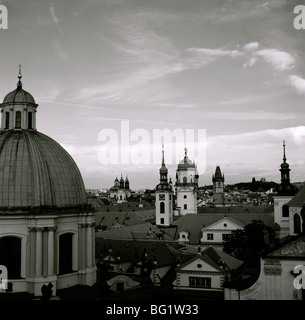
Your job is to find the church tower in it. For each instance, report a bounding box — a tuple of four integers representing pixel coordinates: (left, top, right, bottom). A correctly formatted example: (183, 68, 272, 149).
(274, 141, 296, 238)
(155, 146, 173, 226)
(175, 147, 198, 215)
(213, 166, 224, 195)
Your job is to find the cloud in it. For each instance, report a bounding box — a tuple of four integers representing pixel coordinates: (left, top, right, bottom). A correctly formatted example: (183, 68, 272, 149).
(287, 75, 305, 95)
(256, 49, 295, 71)
(243, 42, 259, 51)
(243, 57, 257, 68)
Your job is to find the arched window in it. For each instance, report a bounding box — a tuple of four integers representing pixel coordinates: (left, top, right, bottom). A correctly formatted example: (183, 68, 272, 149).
(15, 111, 21, 128)
(0, 236, 21, 279)
(58, 233, 74, 275)
(160, 202, 165, 214)
(5, 112, 9, 129)
(183, 177, 187, 185)
(282, 204, 289, 218)
(28, 112, 33, 129)
(293, 213, 301, 234)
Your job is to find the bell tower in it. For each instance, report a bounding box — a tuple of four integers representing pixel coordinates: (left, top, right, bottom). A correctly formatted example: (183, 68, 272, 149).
(155, 146, 173, 226)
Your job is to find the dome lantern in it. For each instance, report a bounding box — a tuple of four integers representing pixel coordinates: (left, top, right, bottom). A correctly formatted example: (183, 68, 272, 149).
(0, 64, 38, 131)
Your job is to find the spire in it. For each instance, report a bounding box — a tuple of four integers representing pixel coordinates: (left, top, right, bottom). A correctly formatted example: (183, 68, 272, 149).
(184, 146, 188, 158)
(283, 140, 286, 163)
(162, 144, 165, 166)
(17, 63, 23, 89)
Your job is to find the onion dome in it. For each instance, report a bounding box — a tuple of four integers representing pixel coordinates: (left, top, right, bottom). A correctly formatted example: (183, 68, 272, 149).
(0, 66, 88, 213)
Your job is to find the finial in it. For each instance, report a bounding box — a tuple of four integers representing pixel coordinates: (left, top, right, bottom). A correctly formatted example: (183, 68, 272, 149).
(283, 140, 286, 163)
(17, 63, 23, 88)
(184, 146, 188, 157)
(162, 144, 165, 165)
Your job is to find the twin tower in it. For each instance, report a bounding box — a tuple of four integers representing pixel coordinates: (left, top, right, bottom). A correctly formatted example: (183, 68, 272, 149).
(155, 146, 199, 226)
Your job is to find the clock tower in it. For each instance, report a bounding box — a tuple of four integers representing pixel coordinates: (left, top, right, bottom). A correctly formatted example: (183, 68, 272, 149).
(155, 146, 173, 226)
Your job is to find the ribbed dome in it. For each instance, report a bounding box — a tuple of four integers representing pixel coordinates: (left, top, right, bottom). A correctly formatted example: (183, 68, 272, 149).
(0, 130, 88, 212)
(2, 87, 36, 105)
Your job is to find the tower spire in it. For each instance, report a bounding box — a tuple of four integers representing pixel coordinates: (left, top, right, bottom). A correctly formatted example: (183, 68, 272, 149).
(283, 140, 286, 163)
(162, 144, 165, 166)
(17, 63, 23, 89)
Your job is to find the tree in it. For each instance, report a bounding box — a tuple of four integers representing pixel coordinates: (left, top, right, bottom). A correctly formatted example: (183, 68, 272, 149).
(223, 220, 276, 261)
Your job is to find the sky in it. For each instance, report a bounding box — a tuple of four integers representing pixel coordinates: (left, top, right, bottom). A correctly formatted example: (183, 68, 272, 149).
(1, 0, 305, 190)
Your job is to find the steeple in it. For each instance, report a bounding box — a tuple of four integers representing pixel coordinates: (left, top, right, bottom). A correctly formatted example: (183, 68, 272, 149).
(278, 141, 295, 196)
(159, 145, 168, 181)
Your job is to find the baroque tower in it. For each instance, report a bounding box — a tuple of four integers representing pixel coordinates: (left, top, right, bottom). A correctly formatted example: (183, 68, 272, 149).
(155, 146, 173, 226)
(175, 148, 198, 215)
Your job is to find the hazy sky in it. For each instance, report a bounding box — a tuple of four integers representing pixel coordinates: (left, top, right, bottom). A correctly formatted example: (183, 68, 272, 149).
(1, 0, 305, 189)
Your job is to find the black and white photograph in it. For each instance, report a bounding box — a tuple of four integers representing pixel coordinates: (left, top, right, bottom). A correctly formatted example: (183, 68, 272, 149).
(0, 0, 304, 310)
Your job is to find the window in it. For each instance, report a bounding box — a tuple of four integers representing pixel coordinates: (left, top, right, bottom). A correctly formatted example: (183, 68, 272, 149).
(184, 195, 187, 199)
(282, 204, 289, 218)
(222, 234, 229, 241)
(28, 112, 33, 129)
(160, 202, 165, 214)
(183, 177, 187, 185)
(4, 112, 9, 129)
(169, 194, 171, 200)
(294, 213, 301, 234)
(160, 218, 164, 225)
(184, 204, 187, 210)
(207, 233, 214, 240)
(15, 111, 21, 128)
(189, 277, 211, 288)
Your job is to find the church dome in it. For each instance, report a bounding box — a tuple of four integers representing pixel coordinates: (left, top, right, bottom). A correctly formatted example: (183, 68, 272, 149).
(0, 67, 88, 213)
(0, 130, 88, 212)
(177, 148, 196, 169)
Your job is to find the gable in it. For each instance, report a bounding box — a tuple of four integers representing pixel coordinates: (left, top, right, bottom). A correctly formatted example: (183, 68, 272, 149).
(204, 217, 244, 231)
(179, 257, 220, 273)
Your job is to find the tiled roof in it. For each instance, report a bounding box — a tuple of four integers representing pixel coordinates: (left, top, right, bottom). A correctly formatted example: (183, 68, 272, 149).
(95, 222, 174, 241)
(95, 210, 155, 230)
(96, 239, 180, 267)
(287, 185, 305, 207)
(172, 211, 274, 244)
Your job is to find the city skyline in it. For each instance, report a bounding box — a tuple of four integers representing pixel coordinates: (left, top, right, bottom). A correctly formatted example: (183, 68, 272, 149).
(1, 0, 305, 189)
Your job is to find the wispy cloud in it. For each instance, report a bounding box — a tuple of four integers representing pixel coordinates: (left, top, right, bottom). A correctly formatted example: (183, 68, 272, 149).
(51, 40, 70, 63)
(50, 2, 63, 34)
